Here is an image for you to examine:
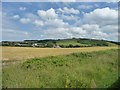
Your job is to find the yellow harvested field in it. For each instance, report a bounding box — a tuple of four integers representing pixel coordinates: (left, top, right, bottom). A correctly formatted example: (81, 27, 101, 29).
(1, 46, 118, 60)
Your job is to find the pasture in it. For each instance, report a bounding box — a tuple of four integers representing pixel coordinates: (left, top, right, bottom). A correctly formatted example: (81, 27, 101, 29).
(2, 46, 118, 61)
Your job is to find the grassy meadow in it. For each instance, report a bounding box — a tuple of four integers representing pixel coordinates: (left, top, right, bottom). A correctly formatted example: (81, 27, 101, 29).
(2, 46, 119, 88)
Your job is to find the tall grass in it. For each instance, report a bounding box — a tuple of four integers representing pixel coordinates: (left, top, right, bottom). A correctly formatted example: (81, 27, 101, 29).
(2, 49, 119, 88)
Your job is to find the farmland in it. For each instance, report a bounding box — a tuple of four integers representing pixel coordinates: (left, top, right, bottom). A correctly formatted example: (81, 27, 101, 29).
(1, 46, 119, 88)
(2, 46, 118, 61)
(2, 48, 119, 88)
(1, 1, 119, 88)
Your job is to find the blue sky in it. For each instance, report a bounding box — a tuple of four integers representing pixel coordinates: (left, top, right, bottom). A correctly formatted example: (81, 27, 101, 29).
(1, 2, 118, 41)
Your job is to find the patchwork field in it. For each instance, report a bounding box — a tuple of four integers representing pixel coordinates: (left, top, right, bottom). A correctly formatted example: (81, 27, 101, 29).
(2, 46, 118, 61)
(2, 48, 119, 88)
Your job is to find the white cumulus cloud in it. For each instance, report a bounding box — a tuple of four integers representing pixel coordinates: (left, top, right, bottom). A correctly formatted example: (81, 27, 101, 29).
(84, 7, 118, 26)
(6, 5, 118, 42)
(37, 8, 58, 20)
(44, 18, 69, 28)
(58, 7, 80, 14)
(62, 14, 79, 21)
(34, 20, 44, 26)
(36, 8, 69, 28)
(20, 18, 30, 24)
(19, 7, 27, 11)
(78, 5, 93, 9)
(13, 15, 20, 19)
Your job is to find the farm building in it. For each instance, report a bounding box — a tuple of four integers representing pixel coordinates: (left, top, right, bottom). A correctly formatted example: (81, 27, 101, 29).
(32, 43, 44, 47)
(53, 45, 61, 48)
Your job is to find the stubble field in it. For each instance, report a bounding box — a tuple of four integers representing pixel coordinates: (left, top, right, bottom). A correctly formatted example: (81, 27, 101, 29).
(2, 46, 118, 61)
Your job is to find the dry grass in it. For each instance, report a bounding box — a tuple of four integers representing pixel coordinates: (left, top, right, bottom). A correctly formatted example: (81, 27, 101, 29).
(2, 46, 118, 61)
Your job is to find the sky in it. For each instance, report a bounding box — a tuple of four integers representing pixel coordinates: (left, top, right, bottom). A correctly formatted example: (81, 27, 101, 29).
(1, 2, 119, 41)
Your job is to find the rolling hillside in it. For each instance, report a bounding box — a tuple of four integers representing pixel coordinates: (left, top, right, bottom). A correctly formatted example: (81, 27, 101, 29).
(1, 38, 119, 48)
(24, 38, 118, 48)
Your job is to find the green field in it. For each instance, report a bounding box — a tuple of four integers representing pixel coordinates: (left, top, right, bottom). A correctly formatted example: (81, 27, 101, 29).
(57, 39, 88, 46)
(45, 38, 118, 47)
(2, 49, 119, 88)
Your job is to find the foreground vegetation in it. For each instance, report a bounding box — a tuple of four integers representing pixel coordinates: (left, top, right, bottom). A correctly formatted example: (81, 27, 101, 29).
(2, 49, 119, 88)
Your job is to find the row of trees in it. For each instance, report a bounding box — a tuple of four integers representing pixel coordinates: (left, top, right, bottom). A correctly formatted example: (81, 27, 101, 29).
(77, 40, 109, 46)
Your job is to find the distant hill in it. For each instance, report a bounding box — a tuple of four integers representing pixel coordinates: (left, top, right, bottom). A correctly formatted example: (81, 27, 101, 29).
(1, 38, 119, 48)
(23, 38, 119, 47)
